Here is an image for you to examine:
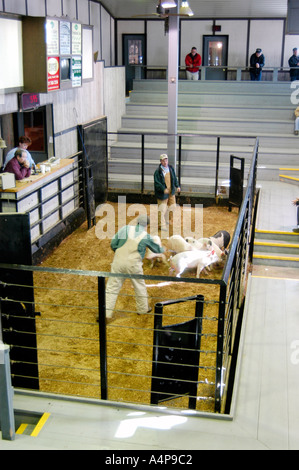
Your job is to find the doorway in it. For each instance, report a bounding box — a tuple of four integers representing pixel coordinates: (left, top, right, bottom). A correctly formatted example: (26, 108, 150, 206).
(203, 35, 229, 80)
(123, 34, 146, 95)
(13, 105, 54, 164)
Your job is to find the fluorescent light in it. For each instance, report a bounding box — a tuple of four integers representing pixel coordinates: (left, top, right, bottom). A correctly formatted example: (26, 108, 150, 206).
(161, 0, 177, 8)
(179, 1, 194, 16)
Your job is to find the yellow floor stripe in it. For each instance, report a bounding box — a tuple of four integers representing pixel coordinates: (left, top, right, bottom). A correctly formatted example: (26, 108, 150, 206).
(279, 168, 299, 171)
(253, 254, 299, 261)
(252, 275, 299, 281)
(279, 174, 299, 182)
(31, 412, 51, 437)
(255, 229, 298, 235)
(254, 241, 299, 248)
(16, 423, 28, 435)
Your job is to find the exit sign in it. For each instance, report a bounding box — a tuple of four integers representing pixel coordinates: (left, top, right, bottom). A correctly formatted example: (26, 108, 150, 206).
(21, 93, 40, 111)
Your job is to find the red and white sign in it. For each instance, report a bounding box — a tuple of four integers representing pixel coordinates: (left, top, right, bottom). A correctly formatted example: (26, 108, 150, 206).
(47, 57, 60, 91)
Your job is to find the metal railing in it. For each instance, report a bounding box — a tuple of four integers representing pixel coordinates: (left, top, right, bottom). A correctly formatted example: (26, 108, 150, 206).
(107, 130, 256, 196)
(0, 138, 259, 421)
(131, 64, 296, 82)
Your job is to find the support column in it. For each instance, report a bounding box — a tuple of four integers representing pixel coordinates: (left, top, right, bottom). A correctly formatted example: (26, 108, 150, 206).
(167, 9, 179, 169)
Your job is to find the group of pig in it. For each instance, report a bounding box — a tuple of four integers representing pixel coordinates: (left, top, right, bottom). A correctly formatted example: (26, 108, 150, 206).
(145, 230, 231, 278)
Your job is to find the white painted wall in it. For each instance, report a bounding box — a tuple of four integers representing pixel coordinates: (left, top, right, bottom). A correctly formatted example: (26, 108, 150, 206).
(249, 20, 284, 68)
(215, 20, 248, 66)
(180, 20, 212, 66)
(147, 21, 168, 66)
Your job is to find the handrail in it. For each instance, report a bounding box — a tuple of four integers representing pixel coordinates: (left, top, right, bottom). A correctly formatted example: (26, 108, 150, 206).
(107, 130, 256, 197)
(129, 64, 295, 82)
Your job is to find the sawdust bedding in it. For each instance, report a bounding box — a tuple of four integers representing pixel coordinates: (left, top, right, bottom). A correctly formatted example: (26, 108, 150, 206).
(34, 202, 238, 412)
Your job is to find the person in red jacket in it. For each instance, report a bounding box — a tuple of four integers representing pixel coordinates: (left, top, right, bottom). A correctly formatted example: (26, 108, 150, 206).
(5, 149, 31, 180)
(185, 47, 202, 80)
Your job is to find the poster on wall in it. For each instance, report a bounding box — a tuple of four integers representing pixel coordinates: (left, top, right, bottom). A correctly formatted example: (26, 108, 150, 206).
(72, 56, 82, 87)
(72, 23, 82, 55)
(60, 21, 71, 55)
(48, 57, 60, 91)
(46, 19, 59, 56)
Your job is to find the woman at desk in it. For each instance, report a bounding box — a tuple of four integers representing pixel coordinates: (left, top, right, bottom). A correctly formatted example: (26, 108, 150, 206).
(5, 149, 31, 180)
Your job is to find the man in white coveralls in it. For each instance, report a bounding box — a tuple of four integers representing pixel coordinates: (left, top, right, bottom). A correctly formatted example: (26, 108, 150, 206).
(105, 215, 164, 319)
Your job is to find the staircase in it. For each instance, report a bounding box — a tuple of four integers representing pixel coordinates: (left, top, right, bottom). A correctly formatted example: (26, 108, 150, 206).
(109, 79, 299, 194)
(253, 229, 299, 268)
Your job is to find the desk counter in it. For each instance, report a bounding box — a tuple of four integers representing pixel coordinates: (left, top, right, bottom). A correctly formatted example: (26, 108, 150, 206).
(0, 158, 82, 250)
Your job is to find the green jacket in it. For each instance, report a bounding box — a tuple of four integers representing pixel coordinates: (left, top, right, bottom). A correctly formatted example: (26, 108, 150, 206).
(111, 224, 164, 259)
(154, 164, 179, 200)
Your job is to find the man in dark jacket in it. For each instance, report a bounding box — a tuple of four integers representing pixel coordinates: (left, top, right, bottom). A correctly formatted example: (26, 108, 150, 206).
(288, 48, 299, 82)
(250, 48, 265, 81)
(154, 154, 180, 230)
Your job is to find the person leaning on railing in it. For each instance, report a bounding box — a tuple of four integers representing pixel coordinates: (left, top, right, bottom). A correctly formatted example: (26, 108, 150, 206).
(288, 47, 299, 82)
(292, 198, 299, 232)
(250, 48, 265, 81)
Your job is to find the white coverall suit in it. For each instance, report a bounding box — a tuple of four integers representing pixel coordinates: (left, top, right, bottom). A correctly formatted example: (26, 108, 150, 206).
(105, 225, 149, 318)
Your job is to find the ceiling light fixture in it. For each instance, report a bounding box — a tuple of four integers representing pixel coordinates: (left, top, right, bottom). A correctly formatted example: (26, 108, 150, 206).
(179, 1, 194, 16)
(156, 1, 165, 15)
(161, 0, 177, 9)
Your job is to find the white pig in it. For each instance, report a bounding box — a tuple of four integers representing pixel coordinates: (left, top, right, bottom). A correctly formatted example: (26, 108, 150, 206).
(169, 249, 221, 278)
(185, 237, 212, 251)
(167, 235, 194, 253)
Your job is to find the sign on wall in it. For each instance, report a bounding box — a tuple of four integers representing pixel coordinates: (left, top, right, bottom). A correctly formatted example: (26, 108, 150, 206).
(72, 23, 82, 55)
(60, 21, 71, 55)
(46, 19, 59, 56)
(48, 57, 60, 91)
(72, 56, 82, 87)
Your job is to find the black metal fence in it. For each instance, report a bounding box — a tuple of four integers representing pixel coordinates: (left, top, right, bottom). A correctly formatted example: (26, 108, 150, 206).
(107, 130, 256, 197)
(0, 138, 259, 415)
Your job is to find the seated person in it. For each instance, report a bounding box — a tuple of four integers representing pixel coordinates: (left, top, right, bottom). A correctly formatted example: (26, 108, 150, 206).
(5, 149, 31, 180)
(3, 136, 35, 169)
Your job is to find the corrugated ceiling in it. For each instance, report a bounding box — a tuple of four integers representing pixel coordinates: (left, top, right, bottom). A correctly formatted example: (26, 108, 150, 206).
(100, 0, 288, 19)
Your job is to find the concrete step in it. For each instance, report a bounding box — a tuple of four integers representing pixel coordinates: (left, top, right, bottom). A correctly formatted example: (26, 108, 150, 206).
(252, 252, 299, 268)
(107, 172, 217, 195)
(121, 115, 294, 134)
(255, 229, 299, 243)
(253, 230, 299, 267)
(126, 102, 295, 120)
(129, 90, 292, 107)
(254, 239, 299, 255)
(114, 127, 299, 149)
(108, 154, 293, 182)
(108, 158, 242, 181)
(109, 143, 298, 167)
(132, 79, 292, 94)
(110, 142, 298, 171)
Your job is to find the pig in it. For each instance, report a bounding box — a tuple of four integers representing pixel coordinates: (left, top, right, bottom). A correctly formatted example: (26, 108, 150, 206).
(209, 230, 231, 252)
(145, 235, 167, 268)
(185, 237, 212, 251)
(169, 249, 221, 278)
(167, 235, 194, 253)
